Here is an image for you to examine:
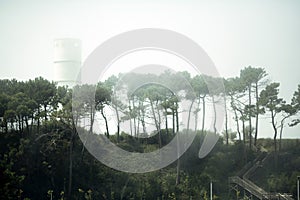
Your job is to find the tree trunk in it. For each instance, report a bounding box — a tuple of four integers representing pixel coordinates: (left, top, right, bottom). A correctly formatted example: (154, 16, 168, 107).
(165, 107, 169, 135)
(137, 103, 140, 137)
(25, 117, 29, 133)
(156, 100, 162, 148)
(156, 100, 162, 131)
(233, 107, 241, 141)
(254, 83, 259, 146)
(212, 96, 217, 134)
(30, 114, 34, 134)
(18, 115, 22, 132)
(132, 98, 137, 137)
(128, 99, 133, 136)
(248, 86, 252, 150)
(242, 119, 245, 144)
(175, 101, 179, 132)
(237, 108, 247, 163)
(194, 97, 201, 132)
(279, 120, 284, 152)
(150, 100, 159, 133)
(114, 103, 120, 142)
(101, 108, 109, 138)
(271, 110, 277, 152)
(141, 103, 146, 135)
(150, 100, 162, 147)
(172, 109, 175, 135)
(37, 107, 40, 133)
(279, 115, 289, 152)
(44, 104, 47, 121)
(224, 96, 229, 145)
(271, 110, 278, 168)
(237, 108, 245, 144)
(201, 96, 206, 134)
(89, 105, 95, 134)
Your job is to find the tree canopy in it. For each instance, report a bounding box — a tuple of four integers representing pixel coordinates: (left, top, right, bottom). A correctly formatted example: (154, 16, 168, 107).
(0, 66, 299, 199)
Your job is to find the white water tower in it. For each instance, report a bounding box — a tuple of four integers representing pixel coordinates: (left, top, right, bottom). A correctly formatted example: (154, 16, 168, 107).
(53, 38, 81, 87)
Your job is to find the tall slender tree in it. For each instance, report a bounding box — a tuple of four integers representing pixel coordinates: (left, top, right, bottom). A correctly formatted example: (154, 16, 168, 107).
(191, 75, 208, 133)
(259, 82, 283, 154)
(95, 82, 112, 138)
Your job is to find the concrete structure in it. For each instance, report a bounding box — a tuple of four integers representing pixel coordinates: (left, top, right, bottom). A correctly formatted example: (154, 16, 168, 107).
(53, 38, 81, 87)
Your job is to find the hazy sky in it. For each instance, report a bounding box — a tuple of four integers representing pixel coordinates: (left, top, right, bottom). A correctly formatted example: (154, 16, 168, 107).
(0, 0, 299, 138)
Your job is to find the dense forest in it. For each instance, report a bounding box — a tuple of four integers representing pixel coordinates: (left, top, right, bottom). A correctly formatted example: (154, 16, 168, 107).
(0, 66, 299, 199)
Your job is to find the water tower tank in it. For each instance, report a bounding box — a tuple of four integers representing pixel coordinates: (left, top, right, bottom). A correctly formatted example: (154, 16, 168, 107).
(53, 38, 81, 87)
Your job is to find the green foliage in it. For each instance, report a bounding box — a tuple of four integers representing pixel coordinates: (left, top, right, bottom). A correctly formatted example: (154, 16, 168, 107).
(0, 73, 299, 199)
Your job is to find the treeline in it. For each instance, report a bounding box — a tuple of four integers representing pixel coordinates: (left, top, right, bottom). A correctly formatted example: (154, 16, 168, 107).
(0, 66, 299, 199)
(1, 66, 299, 151)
